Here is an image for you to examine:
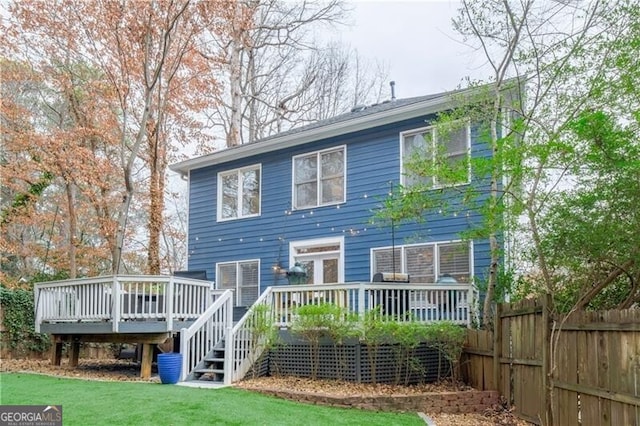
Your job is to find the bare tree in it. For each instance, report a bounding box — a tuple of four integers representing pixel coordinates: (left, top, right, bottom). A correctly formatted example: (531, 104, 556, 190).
(203, 0, 389, 148)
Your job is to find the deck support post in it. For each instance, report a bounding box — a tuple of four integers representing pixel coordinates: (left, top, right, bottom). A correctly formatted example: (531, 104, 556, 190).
(69, 340, 81, 367)
(140, 343, 155, 379)
(51, 336, 63, 366)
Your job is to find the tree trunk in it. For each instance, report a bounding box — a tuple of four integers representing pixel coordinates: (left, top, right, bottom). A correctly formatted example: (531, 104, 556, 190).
(227, 2, 244, 147)
(147, 117, 162, 275)
(483, 93, 502, 328)
(65, 181, 77, 279)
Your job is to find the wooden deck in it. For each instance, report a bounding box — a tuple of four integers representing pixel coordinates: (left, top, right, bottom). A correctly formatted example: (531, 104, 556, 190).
(34, 275, 222, 378)
(35, 276, 479, 383)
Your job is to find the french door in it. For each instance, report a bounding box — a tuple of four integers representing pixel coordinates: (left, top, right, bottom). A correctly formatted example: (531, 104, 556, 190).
(290, 237, 344, 284)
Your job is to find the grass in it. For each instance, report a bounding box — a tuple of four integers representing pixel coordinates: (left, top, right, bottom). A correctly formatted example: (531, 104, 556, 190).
(0, 373, 423, 426)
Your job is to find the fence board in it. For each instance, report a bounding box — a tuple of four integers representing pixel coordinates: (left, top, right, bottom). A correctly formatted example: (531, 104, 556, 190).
(597, 330, 611, 426)
(555, 329, 579, 426)
(463, 303, 639, 426)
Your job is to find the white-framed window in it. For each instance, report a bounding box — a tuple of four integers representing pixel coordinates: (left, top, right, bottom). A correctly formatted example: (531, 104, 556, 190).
(216, 260, 260, 306)
(401, 122, 470, 188)
(293, 146, 346, 209)
(371, 241, 472, 283)
(217, 164, 261, 221)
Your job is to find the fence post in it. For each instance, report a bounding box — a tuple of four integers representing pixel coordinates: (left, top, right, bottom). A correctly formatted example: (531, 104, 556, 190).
(493, 302, 502, 392)
(542, 293, 552, 426)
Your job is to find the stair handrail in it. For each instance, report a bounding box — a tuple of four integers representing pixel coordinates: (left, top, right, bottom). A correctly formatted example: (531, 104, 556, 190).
(226, 286, 274, 383)
(180, 289, 233, 381)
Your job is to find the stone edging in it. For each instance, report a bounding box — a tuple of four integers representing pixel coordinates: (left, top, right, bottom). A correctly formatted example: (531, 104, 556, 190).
(242, 386, 501, 414)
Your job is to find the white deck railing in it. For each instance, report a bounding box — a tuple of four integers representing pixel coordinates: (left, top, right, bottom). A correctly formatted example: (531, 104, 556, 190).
(227, 281, 478, 383)
(226, 287, 275, 384)
(269, 282, 478, 326)
(34, 275, 215, 332)
(34, 278, 478, 384)
(180, 289, 233, 381)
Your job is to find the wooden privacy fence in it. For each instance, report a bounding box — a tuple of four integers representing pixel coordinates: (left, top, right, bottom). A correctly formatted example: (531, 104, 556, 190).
(462, 298, 640, 426)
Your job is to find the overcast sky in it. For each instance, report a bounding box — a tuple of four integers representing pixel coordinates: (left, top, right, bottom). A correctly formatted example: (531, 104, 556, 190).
(338, 0, 486, 98)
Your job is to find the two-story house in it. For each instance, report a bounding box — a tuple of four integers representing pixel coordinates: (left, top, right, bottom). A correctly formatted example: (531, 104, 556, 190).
(170, 85, 503, 308)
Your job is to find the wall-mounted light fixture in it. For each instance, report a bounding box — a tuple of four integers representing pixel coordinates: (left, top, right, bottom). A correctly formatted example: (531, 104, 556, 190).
(272, 262, 286, 276)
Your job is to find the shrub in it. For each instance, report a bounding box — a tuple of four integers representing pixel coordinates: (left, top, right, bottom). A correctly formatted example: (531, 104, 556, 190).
(0, 287, 51, 355)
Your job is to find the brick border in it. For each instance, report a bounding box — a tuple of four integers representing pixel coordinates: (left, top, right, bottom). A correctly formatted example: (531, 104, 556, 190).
(241, 386, 500, 414)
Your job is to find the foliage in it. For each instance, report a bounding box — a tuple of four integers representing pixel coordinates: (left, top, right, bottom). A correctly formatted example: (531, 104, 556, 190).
(376, 0, 640, 328)
(275, 302, 471, 385)
(291, 303, 350, 379)
(537, 109, 640, 311)
(1, 0, 222, 278)
(423, 322, 466, 381)
(361, 307, 396, 383)
(1, 373, 424, 426)
(0, 287, 50, 354)
(248, 304, 278, 378)
(474, 266, 524, 305)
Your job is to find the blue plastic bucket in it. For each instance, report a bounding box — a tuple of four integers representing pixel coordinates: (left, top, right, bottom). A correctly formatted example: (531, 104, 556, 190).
(157, 353, 182, 384)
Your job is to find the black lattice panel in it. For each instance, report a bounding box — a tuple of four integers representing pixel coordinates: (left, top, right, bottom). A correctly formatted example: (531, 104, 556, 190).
(255, 341, 453, 385)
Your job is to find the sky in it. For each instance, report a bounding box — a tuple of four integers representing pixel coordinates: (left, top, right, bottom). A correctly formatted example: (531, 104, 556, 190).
(338, 0, 485, 98)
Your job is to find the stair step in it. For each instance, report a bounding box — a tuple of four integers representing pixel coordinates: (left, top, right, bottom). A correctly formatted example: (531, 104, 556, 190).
(204, 357, 225, 363)
(195, 368, 225, 374)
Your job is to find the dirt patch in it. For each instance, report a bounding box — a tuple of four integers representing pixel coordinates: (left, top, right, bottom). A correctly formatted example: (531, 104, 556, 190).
(0, 358, 158, 382)
(2, 359, 530, 425)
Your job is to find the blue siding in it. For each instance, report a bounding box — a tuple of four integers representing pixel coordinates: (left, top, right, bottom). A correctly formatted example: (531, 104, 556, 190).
(187, 113, 496, 292)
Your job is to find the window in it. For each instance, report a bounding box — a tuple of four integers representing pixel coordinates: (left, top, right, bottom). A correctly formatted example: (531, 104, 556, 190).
(371, 241, 471, 283)
(216, 260, 260, 306)
(401, 123, 470, 188)
(293, 147, 345, 209)
(218, 164, 261, 221)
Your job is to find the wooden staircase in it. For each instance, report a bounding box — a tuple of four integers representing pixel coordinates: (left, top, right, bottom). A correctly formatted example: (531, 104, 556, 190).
(190, 341, 227, 383)
(185, 306, 249, 384)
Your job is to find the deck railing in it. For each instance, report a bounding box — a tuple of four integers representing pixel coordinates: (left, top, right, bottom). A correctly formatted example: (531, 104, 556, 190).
(269, 282, 478, 326)
(180, 289, 233, 381)
(226, 287, 274, 384)
(34, 275, 215, 332)
(227, 281, 478, 383)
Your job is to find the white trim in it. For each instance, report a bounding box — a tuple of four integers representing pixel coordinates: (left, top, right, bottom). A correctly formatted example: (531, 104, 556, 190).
(292, 145, 347, 210)
(216, 164, 262, 222)
(289, 236, 345, 284)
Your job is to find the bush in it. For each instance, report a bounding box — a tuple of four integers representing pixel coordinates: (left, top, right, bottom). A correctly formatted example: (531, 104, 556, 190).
(0, 287, 51, 355)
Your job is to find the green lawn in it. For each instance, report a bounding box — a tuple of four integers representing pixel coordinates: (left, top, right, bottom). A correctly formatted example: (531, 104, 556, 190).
(0, 373, 423, 425)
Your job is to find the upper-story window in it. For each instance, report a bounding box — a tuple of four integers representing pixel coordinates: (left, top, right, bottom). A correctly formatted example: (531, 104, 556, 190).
(401, 122, 470, 188)
(293, 146, 345, 209)
(217, 164, 261, 221)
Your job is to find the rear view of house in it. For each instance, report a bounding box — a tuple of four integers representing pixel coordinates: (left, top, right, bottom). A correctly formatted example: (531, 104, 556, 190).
(170, 84, 504, 308)
(35, 82, 515, 384)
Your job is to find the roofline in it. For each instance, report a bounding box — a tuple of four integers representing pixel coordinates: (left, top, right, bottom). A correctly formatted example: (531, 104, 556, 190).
(169, 81, 521, 175)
